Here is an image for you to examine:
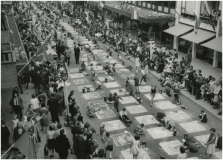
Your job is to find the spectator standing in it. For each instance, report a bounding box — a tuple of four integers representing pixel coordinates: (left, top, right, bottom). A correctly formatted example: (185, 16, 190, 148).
(74, 45, 80, 64)
(30, 94, 40, 112)
(76, 129, 86, 159)
(105, 132, 113, 159)
(200, 128, 217, 159)
(187, 50, 192, 66)
(113, 92, 123, 113)
(9, 93, 24, 121)
(55, 86, 64, 116)
(13, 121, 25, 142)
(64, 46, 72, 66)
(130, 135, 141, 159)
(55, 129, 71, 159)
(1, 120, 10, 150)
(47, 93, 60, 123)
(47, 125, 56, 158)
(1, 11, 7, 30)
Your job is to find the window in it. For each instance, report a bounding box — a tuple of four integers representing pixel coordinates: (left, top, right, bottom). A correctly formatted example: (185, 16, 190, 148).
(146, 2, 151, 8)
(137, 1, 142, 6)
(200, 1, 220, 18)
(142, 2, 146, 7)
(184, 1, 196, 15)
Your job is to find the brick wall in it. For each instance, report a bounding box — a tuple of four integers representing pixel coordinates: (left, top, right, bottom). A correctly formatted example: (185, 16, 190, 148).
(1, 62, 18, 89)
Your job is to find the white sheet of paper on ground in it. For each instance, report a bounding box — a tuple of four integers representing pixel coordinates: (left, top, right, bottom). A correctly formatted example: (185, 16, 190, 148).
(83, 92, 101, 100)
(126, 105, 147, 114)
(115, 63, 125, 68)
(139, 86, 151, 93)
(78, 84, 94, 92)
(99, 52, 109, 56)
(80, 57, 88, 62)
(135, 115, 158, 125)
(120, 96, 137, 104)
(144, 93, 165, 101)
(73, 78, 89, 85)
(154, 101, 177, 110)
(69, 68, 79, 73)
(195, 134, 209, 146)
(80, 54, 87, 57)
(109, 59, 118, 64)
(95, 109, 116, 119)
(81, 41, 93, 44)
(121, 148, 150, 159)
(147, 127, 173, 139)
(88, 100, 109, 110)
(121, 73, 135, 79)
(186, 157, 198, 159)
(98, 76, 114, 82)
(214, 151, 222, 159)
(58, 82, 71, 87)
(179, 121, 206, 133)
(116, 68, 131, 74)
(159, 140, 182, 155)
(96, 70, 108, 75)
(99, 55, 113, 60)
(87, 66, 103, 71)
(110, 88, 126, 96)
(111, 132, 133, 146)
(103, 81, 121, 88)
(102, 120, 126, 131)
(165, 110, 191, 122)
(69, 73, 85, 79)
(92, 49, 104, 54)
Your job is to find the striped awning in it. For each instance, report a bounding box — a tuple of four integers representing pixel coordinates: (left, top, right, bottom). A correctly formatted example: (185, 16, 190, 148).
(201, 36, 222, 53)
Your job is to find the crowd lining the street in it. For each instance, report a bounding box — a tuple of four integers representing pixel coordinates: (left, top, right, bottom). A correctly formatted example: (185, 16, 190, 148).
(1, 1, 222, 159)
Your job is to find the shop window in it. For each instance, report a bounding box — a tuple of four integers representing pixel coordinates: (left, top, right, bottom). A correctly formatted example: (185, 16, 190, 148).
(178, 39, 192, 54)
(137, 1, 142, 7)
(142, 2, 146, 7)
(184, 1, 196, 15)
(146, 2, 151, 8)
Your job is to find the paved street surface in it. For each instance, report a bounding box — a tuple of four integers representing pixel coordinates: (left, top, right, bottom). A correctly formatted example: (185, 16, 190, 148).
(2, 18, 222, 159)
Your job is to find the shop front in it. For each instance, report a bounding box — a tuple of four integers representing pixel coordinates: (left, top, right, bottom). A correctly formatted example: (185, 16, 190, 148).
(201, 36, 222, 68)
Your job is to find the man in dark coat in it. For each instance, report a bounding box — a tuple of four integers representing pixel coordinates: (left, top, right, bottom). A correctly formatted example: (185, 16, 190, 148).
(47, 93, 60, 123)
(187, 50, 192, 66)
(76, 129, 86, 159)
(1, 120, 10, 149)
(74, 45, 80, 64)
(13, 121, 25, 142)
(55, 129, 70, 159)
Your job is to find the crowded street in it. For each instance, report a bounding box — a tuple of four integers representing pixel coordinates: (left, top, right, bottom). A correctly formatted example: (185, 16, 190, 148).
(1, 1, 222, 159)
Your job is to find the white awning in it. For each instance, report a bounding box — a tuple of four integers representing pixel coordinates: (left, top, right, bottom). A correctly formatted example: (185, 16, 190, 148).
(164, 23, 193, 36)
(201, 36, 222, 53)
(181, 29, 215, 44)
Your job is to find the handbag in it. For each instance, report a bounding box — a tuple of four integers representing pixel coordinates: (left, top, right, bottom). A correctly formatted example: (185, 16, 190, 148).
(44, 145, 49, 156)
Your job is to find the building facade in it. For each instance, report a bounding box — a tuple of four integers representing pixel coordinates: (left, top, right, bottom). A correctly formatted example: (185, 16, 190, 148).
(165, 1, 222, 68)
(89, 1, 222, 69)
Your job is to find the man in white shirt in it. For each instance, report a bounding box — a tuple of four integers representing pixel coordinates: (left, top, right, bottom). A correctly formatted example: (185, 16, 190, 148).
(140, 67, 147, 84)
(119, 108, 132, 126)
(30, 94, 40, 112)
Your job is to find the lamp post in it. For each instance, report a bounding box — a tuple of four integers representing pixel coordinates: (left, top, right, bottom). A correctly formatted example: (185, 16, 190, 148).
(60, 62, 69, 127)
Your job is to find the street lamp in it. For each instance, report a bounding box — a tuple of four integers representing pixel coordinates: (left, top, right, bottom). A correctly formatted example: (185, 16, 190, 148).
(60, 62, 70, 127)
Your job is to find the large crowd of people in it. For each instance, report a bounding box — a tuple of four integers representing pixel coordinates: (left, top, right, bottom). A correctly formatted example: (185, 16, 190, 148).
(1, 1, 222, 159)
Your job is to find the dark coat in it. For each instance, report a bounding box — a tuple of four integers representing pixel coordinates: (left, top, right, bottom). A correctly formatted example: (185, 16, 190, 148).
(76, 135, 86, 159)
(74, 47, 80, 56)
(55, 135, 70, 154)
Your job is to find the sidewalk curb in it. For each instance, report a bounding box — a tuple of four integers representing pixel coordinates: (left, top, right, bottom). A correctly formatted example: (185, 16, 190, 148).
(116, 50, 222, 121)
